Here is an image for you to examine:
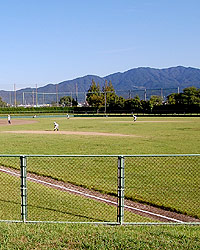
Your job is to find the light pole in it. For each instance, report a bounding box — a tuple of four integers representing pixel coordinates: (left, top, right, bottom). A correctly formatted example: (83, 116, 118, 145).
(104, 91, 107, 114)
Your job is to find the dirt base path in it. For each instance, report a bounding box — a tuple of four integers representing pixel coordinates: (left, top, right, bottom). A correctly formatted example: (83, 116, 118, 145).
(105, 120, 192, 123)
(0, 166, 199, 223)
(2, 130, 140, 137)
(0, 119, 37, 126)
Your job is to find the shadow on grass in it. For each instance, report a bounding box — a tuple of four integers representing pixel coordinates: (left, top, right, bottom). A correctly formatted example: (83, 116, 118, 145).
(27, 203, 106, 222)
(0, 198, 105, 222)
(0, 198, 20, 205)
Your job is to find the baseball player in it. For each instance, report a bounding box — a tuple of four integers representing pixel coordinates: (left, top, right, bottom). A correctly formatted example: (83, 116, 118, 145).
(133, 115, 137, 122)
(53, 122, 59, 131)
(8, 115, 11, 124)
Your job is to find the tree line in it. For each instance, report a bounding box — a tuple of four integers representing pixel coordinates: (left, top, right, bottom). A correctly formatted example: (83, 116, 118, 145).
(85, 80, 200, 113)
(0, 81, 199, 113)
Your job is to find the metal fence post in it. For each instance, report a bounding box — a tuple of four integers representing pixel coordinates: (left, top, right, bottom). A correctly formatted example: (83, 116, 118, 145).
(117, 156, 125, 225)
(20, 155, 27, 222)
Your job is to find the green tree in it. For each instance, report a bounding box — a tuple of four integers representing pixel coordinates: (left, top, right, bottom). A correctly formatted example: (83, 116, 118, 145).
(141, 100, 152, 113)
(124, 95, 142, 112)
(167, 87, 200, 105)
(182, 87, 200, 105)
(59, 96, 78, 107)
(114, 96, 125, 109)
(86, 80, 103, 108)
(132, 95, 142, 110)
(167, 93, 178, 105)
(102, 80, 118, 108)
(149, 95, 163, 106)
(0, 97, 7, 107)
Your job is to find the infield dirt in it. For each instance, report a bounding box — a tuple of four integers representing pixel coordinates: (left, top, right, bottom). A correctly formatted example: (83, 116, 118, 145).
(2, 130, 141, 137)
(0, 119, 37, 126)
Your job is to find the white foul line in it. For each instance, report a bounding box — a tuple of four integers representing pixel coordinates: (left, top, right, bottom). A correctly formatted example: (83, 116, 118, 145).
(0, 168, 184, 223)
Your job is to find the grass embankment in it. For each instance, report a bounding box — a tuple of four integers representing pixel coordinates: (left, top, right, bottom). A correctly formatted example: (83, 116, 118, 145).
(0, 223, 199, 249)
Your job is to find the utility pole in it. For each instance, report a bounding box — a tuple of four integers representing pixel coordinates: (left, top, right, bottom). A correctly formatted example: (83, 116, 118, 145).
(104, 80, 107, 114)
(36, 84, 38, 106)
(32, 90, 34, 106)
(161, 88, 163, 99)
(43, 93, 45, 106)
(75, 83, 78, 103)
(9, 92, 12, 106)
(84, 92, 87, 105)
(23, 92, 25, 106)
(105, 91, 107, 114)
(144, 89, 147, 101)
(14, 84, 17, 107)
(128, 90, 131, 99)
(56, 84, 59, 107)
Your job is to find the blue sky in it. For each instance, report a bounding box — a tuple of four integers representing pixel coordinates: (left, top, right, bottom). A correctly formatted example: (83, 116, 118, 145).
(0, 0, 200, 90)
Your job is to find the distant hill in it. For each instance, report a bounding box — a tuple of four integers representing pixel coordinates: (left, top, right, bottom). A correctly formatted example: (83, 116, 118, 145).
(1, 66, 200, 105)
(105, 66, 200, 90)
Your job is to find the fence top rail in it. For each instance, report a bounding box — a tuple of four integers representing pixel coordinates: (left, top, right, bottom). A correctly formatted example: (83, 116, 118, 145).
(0, 154, 199, 157)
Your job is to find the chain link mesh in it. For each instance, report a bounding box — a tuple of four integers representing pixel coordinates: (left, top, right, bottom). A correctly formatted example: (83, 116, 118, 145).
(26, 156, 118, 222)
(0, 155, 199, 223)
(125, 156, 200, 222)
(0, 157, 21, 220)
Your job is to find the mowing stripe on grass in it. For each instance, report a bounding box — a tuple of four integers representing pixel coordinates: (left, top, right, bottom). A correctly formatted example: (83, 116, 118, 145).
(0, 167, 184, 223)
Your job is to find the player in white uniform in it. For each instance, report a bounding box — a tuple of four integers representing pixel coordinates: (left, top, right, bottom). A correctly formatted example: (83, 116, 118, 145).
(54, 122, 59, 131)
(133, 115, 137, 122)
(8, 115, 11, 124)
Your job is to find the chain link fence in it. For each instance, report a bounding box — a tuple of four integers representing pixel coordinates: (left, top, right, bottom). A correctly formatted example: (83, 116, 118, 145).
(0, 154, 199, 224)
(4, 87, 179, 106)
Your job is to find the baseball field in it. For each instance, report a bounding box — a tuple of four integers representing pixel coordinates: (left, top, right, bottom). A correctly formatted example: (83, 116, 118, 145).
(0, 115, 199, 248)
(0, 116, 199, 154)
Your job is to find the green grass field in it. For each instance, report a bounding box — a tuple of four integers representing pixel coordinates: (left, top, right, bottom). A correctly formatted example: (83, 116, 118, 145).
(0, 116, 199, 248)
(0, 171, 151, 223)
(0, 116, 199, 154)
(0, 116, 199, 220)
(0, 223, 199, 249)
(1, 154, 198, 219)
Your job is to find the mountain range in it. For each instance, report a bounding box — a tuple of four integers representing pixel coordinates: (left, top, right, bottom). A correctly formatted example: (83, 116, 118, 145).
(1, 66, 200, 104)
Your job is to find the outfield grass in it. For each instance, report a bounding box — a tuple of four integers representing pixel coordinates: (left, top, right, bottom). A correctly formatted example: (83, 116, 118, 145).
(0, 223, 199, 249)
(0, 116, 199, 154)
